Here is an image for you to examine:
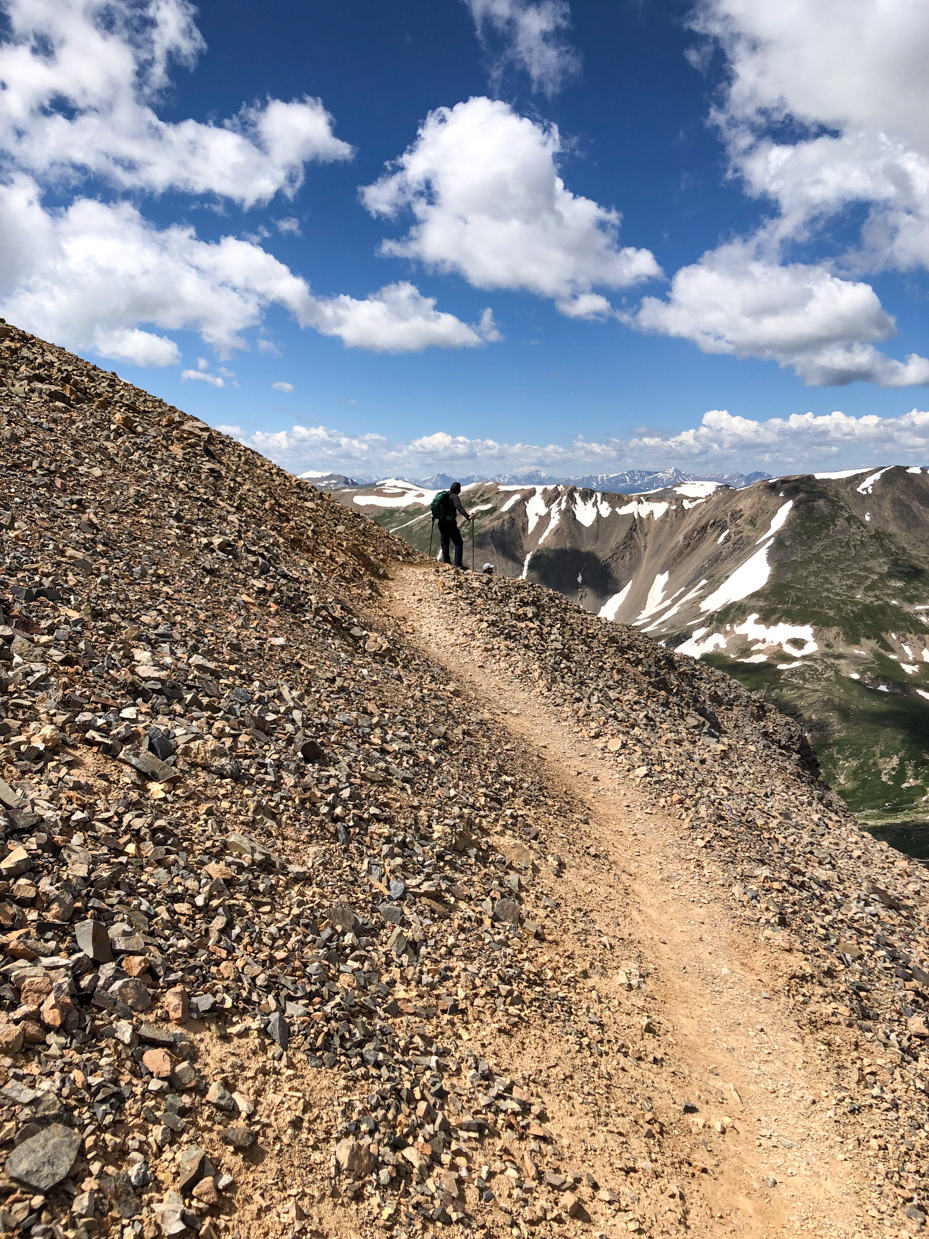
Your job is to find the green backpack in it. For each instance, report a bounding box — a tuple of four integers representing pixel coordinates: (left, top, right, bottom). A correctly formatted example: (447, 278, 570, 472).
(430, 490, 456, 520)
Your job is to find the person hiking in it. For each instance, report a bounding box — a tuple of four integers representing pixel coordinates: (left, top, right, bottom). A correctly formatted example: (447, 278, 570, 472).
(430, 481, 473, 568)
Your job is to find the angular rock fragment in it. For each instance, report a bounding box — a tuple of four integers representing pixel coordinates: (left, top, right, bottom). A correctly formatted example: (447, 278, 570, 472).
(6, 1123, 81, 1191)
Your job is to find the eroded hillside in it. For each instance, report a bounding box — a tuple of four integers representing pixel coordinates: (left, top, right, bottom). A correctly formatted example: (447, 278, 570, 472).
(0, 321, 928, 1238)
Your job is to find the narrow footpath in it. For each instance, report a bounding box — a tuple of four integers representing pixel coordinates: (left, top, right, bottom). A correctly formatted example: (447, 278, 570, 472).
(387, 563, 885, 1239)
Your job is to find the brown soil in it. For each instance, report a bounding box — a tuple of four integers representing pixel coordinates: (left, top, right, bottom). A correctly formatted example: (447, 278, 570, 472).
(386, 562, 885, 1239)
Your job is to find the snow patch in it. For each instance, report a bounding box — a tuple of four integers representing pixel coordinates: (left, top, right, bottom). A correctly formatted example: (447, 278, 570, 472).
(525, 488, 551, 535)
(755, 500, 793, 545)
(813, 468, 870, 479)
(642, 580, 708, 630)
(865, 513, 871, 522)
(353, 485, 438, 508)
(598, 582, 631, 621)
(616, 498, 670, 521)
(674, 482, 721, 498)
(918, 689, 929, 701)
(739, 654, 768, 663)
(857, 467, 892, 494)
(902, 664, 919, 675)
(500, 492, 524, 513)
(573, 493, 601, 527)
(717, 529, 730, 544)
(537, 495, 566, 546)
(777, 661, 802, 670)
(734, 613, 818, 658)
(520, 551, 533, 580)
(677, 630, 726, 658)
(700, 546, 772, 612)
(636, 572, 671, 622)
(908, 466, 924, 474)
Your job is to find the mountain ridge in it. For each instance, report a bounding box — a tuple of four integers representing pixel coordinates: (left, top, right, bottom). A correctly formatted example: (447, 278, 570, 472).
(343, 469, 929, 839)
(302, 467, 770, 493)
(1, 317, 928, 1236)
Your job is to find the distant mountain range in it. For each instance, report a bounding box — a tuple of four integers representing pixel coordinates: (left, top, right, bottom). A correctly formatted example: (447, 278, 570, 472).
(335, 466, 929, 847)
(299, 466, 769, 492)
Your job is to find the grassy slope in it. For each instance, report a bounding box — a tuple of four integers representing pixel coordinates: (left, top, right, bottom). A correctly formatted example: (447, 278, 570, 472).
(697, 482, 929, 841)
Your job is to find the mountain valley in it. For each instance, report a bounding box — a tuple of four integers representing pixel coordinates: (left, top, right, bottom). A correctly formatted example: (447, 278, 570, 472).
(342, 470, 929, 844)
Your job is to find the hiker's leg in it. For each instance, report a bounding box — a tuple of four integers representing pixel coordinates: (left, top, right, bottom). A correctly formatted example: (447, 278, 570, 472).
(451, 523, 463, 568)
(439, 520, 453, 564)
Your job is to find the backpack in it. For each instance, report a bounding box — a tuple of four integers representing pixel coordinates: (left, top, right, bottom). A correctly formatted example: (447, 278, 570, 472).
(430, 490, 456, 521)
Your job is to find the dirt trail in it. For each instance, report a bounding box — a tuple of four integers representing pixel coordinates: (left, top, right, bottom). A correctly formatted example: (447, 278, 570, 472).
(387, 563, 883, 1239)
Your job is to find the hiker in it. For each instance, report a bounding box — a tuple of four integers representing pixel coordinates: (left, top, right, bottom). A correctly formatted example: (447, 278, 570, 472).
(482, 562, 495, 576)
(430, 481, 473, 568)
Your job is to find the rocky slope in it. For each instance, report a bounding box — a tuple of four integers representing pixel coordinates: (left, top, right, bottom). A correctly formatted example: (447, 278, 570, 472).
(346, 472, 929, 842)
(2, 317, 929, 1238)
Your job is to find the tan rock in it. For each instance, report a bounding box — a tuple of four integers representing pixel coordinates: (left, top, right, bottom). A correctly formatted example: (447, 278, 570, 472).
(164, 986, 189, 1023)
(142, 1048, 173, 1079)
(192, 1177, 218, 1205)
(122, 954, 152, 978)
(0, 1021, 23, 1054)
(19, 976, 53, 1011)
(1, 847, 32, 878)
(40, 990, 73, 1029)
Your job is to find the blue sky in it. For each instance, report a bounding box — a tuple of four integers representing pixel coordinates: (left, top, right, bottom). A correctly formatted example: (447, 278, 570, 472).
(3, 0, 929, 478)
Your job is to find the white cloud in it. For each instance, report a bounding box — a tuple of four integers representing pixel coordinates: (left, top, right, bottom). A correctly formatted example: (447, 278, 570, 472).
(0, 0, 353, 208)
(634, 241, 929, 387)
(634, 2, 929, 388)
(692, 0, 929, 276)
(0, 176, 496, 363)
(305, 282, 500, 352)
(694, 0, 929, 156)
(272, 381, 295, 392)
(363, 97, 660, 313)
(182, 368, 224, 387)
(464, 0, 580, 95)
(219, 407, 929, 478)
(275, 218, 302, 235)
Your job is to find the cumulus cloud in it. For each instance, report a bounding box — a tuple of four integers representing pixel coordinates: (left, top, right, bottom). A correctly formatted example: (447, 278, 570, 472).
(463, 0, 580, 95)
(363, 97, 660, 313)
(272, 381, 295, 392)
(219, 407, 929, 478)
(692, 0, 929, 273)
(633, 241, 929, 387)
(306, 284, 500, 352)
(0, 0, 353, 208)
(621, 3, 929, 388)
(0, 177, 499, 364)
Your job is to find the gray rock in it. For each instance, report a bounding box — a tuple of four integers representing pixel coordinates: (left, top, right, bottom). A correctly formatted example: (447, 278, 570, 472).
(176, 1143, 206, 1190)
(6, 1123, 81, 1190)
(222, 1125, 257, 1150)
(326, 904, 358, 933)
(492, 897, 521, 924)
(76, 919, 113, 963)
(205, 1082, 235, 1112)
(110, 978, 151, 1012)
(379, 903, 403, 924)
(267, 1012, 289, 1049)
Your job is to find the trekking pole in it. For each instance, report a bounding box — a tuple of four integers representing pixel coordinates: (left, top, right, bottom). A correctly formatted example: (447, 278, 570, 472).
(472, 514, 476, 573)
(429, 516, 435, 561)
